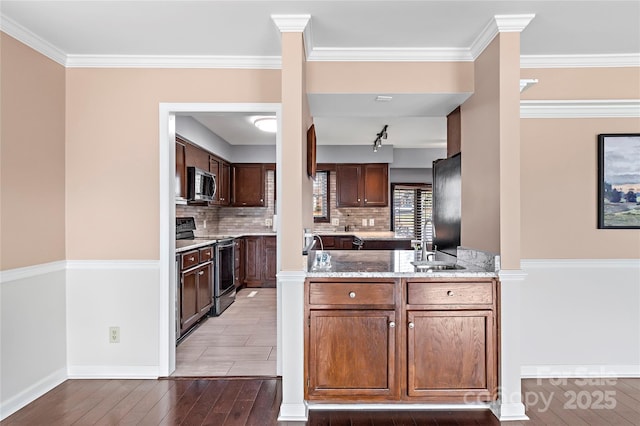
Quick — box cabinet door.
[336,236,354,249]
[362,164,388,207]
[219,161,231,206]
[232,164,265,207]
[336,164,361,207]
[180,269,199,333]
[175,139,187,200]
[244,236,262,287]
[184,141,210,172]
[307,310,397,399]
[263,236,277,287]
[196,263,213,315]
[407,310,496,400]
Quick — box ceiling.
[2,1,638,148]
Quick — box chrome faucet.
[421,220,436,261]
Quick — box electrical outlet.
[109,326,120,343]
[331,218,339,226]
[362,218,367,227]
[265,218,273,227]
[203,220,207,229]
[369,218,375,226]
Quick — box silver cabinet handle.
[447,290,454,296]
[357,198,360,202]
[199,271,205,275]
[389,321,395,328]
[408,322,415,329]
[349,291,356,298]
[364,199,367,202]
[188,257,195,261]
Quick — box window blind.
[392,184,432,240]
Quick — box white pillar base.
[277,402,308,422]
[491,401,529,421]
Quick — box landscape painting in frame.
[598,133,640,229]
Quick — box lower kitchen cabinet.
[243,235,277,288]
[318,235,354,250]
[407,310,495,400]
[307,310,397,399]
[179,248,213,337]
[304,277,498,403]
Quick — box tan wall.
[66,68,280,260]
[521,67,640,100]
[1,33,66,270]
[521,118,640,259]
[307,61,474,93]
[460,38,501,255]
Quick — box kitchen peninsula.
[304,247,500,406]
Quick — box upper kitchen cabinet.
[175,138,187,201]
[336,163,388,208]
[184,139,210,172]
[209,155,231,206]
[232,163,265,207]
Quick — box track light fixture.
[372,124,388,152]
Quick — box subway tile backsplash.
[176,170,390,235]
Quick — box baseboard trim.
[522,365,640,378]
[307,402,491,411]
[66,260,160,270]
[491,401,529,421]
[522,258,640,269]
[0,367,67,421]
[67,365,160,379]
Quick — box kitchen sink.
[410,260,465,271]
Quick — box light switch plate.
[362,218,367,226]
[331,218,339,226]
[369,218,375,226]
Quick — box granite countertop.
[316,231,412,241]
[305,248,499,278]
[176,232,276,253]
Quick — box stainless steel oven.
[213,238,235,315]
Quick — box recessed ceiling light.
[253,117,277,133]
[375,95,393,102]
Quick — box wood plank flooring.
[3,378,639,425]
[174,288,277,377]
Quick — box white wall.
[520,259,640,377]
[389,168,432,183]
[317,145,394,164]
[392,147,446,168]
[66,262,161,378]
[0,266,67,419]
[232,145,277,163]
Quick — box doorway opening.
[159,103,282,377]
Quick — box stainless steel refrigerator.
[432,153,461,256]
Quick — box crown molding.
[520,99,640,118]
[521,53,640,68]
[0,14,66,66]
[307,47,472,62]
[65,54,281,69]
[470,14,535,60]
[271,14,311,32]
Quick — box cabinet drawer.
[309,282,395,306]
[407,282,493,306]
[181,250,199,270]
[199,246,213,262]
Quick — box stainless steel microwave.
[187,166,216,202]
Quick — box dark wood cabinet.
[232,164,265,207]
[243,235,277,288]
[336,163,388,207]
[234,238,244,289]
[361,239,412,250]
[305,278,498,403]
[178,248,213,338]
[308,310,397,399]
[175,138,187,200]
[209,156,231,206]
[184,140,210,172]
[407,310,495,399]
[318,235,354,250]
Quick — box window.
[391,183,432,241]
[313,171,330,223]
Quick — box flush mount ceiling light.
[372,124,389,152]
[253,116,277,133]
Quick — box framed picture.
[598,133,640,229]
[307,124,317,179]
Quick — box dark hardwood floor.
[2,378,639,425]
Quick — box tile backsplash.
[176,169,390,235]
